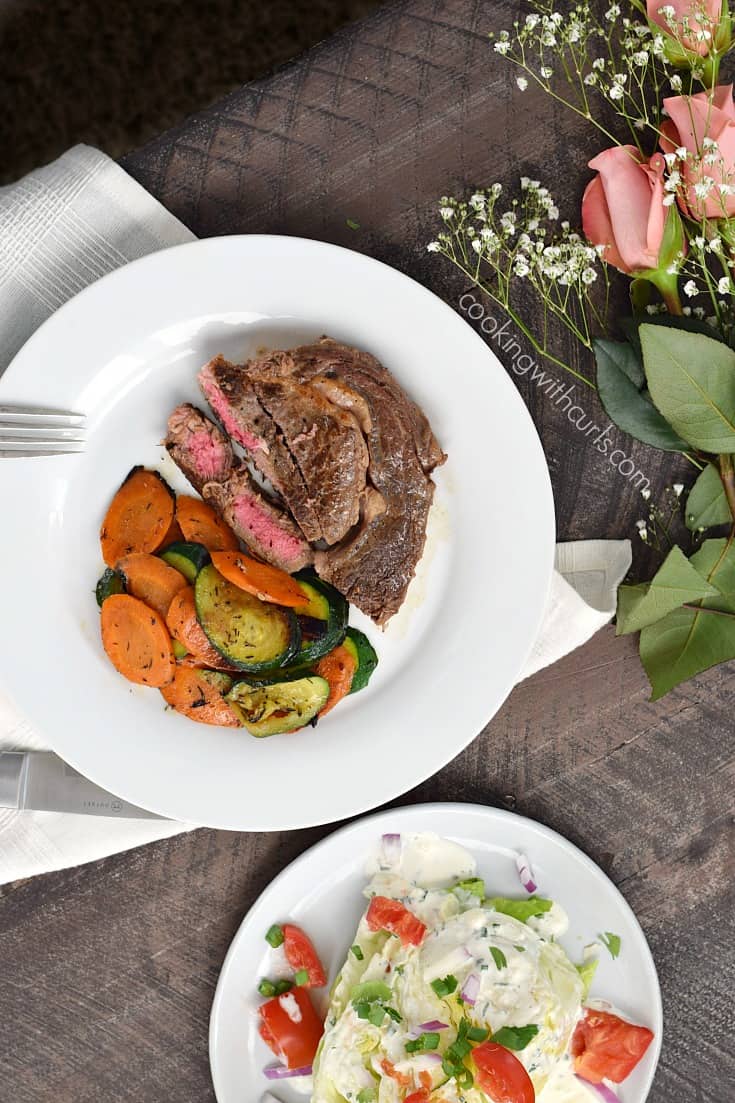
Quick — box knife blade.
[0,751,166,819]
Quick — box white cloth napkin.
[0,146,632,886]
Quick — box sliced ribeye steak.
[244,338,446,624]
[165,403,313,572]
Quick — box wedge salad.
[254,834,654,1102]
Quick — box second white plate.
[209,802,662,1103]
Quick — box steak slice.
[198,356,323,543]
[204,472,314,573]
[246,376,368,545]
[251,338,446,624]
[165,403,313,572]
[165,403,236,495]
[199,354,369,545]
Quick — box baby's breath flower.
[670,74,682,91]
[683,280,698,298]
[516,76,528,91]
[440,206,454,220]
[592,57,606,70]
[710,236,723,254]
[673,484,684,497]
[718,277,731,294]
[494,40,510,55]
[426,241,440,253]
[540,66,554,79]
[693,235,706,249]
[608,84,624,101]
[632,51,649,66]
[663,193,676,206]
[606,4,621,20]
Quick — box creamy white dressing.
[538,1060,598,1102]
[312,834,587,1103]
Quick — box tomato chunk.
[258,987,324,1069]
[283,923,327,987]
[571,1008,654,1084]
[366,895,427,946]
[404,1091,430,1103]
[472,1041,535,1103]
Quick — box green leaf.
[346,218,361,230]
[485,896,553,923]
[686,463,732,532]
[599,931,621,959]
[594,339,689,452]
[489,946,507,970]
[615,545,718,635]
[640,537,735,699]
[575,958,599,999]
[491,1024,539,1051]
[640,325,735,452]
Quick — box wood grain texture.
[1,1,733,1101]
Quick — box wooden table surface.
[2,2,732,1101]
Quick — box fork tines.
[0,404,86,457]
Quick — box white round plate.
[209,802,662,1103]
[0,236,554,829]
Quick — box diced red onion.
[460,972,480,1006]
[264,1063,313,1080]
[516,852,537,894]
[381,833,402,863]
[575,1076,619,1102]
[411,1020,449,1036]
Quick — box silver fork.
[0,404,86,458]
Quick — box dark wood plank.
[1,1,732,1101]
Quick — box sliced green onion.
[265,924,284,948]
[294,968,309,986]
[384,1006,402,1022]
[490,946,508,970]
[355,1001,371,1020]
[466,1025,489,1042]
[430,974,458,997]
[406,1032,440,1053]
[273,979,293,996]
[258,978,277,997]
[351,944,364,961]
[368,1005,386,1027]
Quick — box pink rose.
[582,146,669,274]
[660,85,735,219]
[646,0,722,55]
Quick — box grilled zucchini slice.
[343,628,379,693]
[161,541,210,582]
[96,567,125,607]
[293,571,348,663]
[195,564,300,672]
[226,676,330,736]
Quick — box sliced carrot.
[315,643,357,717]
[210,550,306,607]
[117,552,188,619]
[161,516,184,547]
[100,467,175,567]
[160,667,241,727]
[165,586,238,672]
[176,496,239,552]
[100,594,175,687]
